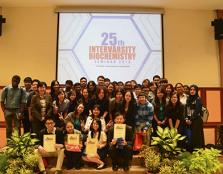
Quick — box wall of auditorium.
[0,7,57,86]
[0,7,220,87]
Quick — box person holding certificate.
[107,112,133,171]
[35,117,64,174]
[64,121,83,170]
[82,118,107,169]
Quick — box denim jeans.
[4,109,20,139]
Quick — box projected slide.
[58,13,162,83]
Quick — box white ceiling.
[0,0,223,10]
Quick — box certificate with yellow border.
[86,138,98,156]
[67,134,80,145]
[43,134,56,152]
[114,124,126,139]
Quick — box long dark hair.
[50,80,60,99]
[154,87,166,115]
[90,118,102,141]
[73,102,84,119]
[123,90,136,111]
[96,86,108,101]
[87,80,97,99]
[167,91,181,108]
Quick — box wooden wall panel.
[0,128,6,147]
[0,89,4,121]
[206,90,221,122]
[204,128,216,145]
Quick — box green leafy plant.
[23,152,39,170]
[6,129,39,157]
[180,148,223,174]
[151,126,186,159]
[159,165,172,174]
[140,145,161,173]
[159,160,187,174]
[3,129,40,174]
[0,152,9,173]
[172,160,187,174]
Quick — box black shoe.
[123,166,129,172]
[112,165,118,171]
[66,165,73,170]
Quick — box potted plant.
[151,126,186,160]
[2,129,40,174]
[159,160,187,174]
[140,145,161,173]
[180,148,223,174]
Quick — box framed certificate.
[67,134,80,145]
[86,138,98,156]
[43,134,56,152]
[114,124,126,139]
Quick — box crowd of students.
[0,75,205,174]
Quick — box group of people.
[0,74,205,174]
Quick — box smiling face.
[107,84,114,93]
[92,120,99,131]
[80,78,87,87]
[88,82,95,91]
[114,114,125,124]
[58,91,65,102]
[171,93,178,105]
[82,88,88,99]
[175,83,184,95]
[32,81,39,92]
[124,91,132,103]
[38,85,46,96]
[157,89,164,100]
[77,104,84,114]
[66,122,74,134]
[45,119,55,133]
[98,89,105,100]
[115,91,123,101]
[92,106,100,117]
[53,81,60,92]
[190,86,196,96]
[166,85,172,94]
[69,92,76,101]
[138,95,146,104]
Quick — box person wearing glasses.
[35,117,64,174]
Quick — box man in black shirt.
[107,112,133,171]
[35,117,64,174]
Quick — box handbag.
[133,132,143,151]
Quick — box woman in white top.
[84,104,106,132]
[52,89,70,128]
[82,118,107,169]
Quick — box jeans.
[4,109,20,139]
